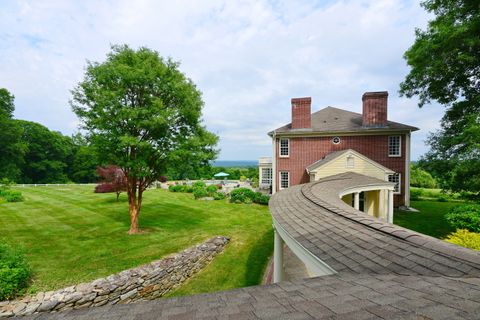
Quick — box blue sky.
[0,0,443,160]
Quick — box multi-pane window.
[388,173,401,194]
[388,136,401,157]
[261,168,272,185]
[279,139,289,157]
[280,171,289,189]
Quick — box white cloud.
[0,0,440,160]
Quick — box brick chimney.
[362,91,388,127]
[291,97,311,129]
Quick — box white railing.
[258,157,272,165]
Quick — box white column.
[354,192,360,210]
[387,190,394,223]
[273,228,284,283]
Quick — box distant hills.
[213,160,257,168]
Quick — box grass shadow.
[244,228,274,286]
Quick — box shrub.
[158,176,167,183]
[0,187,24,203]
[410,165,437,189]
[193,187,209,199]
[445,204,480,232]
[0,243,31,300]
[213,192,226,200]
[192,181,206,189]
[3,190,24,203]
[168,184,193,193]
[230,188,256,204]
[410,188,423,200]
[253,192,270,205]
[437,194,449,202]
[445,229,480,251]
[206,185,217,193]
[169,185,184,192]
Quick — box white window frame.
[388,173,401,194]
[388,135,402,157]
[261,168,272,185]
[279,171,289,190]
[279,138,290,158]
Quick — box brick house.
[259,91,418,209]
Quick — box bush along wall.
[0,243,31,301]
[0,237,229,317]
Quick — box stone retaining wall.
[0,236,229,318]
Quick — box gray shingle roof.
[17,173,480,319]
[19,274,480,319]
[269,106,419,135]
[270,172,480,276]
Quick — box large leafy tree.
[400,0,480,193]
[68,133,99,183]
[71,45,219,234]
[0,89,25,181]
[17,120,74,183]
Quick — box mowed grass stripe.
[0,186,273,295]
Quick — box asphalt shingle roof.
[18,173,480,319]
[269,106,419,135]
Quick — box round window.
[332,136,341,144]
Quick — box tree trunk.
[116,192,120,202]
[127,177,141,234]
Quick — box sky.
[0,0,444,161]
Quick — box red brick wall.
[275,134,406,206]
[291,97,311,129]
[362,92,388,127]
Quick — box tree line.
[0,89,98,184]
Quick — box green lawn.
[0,186,273,296]
[394,200,459,239]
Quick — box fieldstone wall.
[0,236,229,318]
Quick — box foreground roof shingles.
[20,173,480,319]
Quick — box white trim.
[405,132,411,206]
[279,138,290,158]
[273,219,336,277]
[269,129,415,138]
[339,184,394,198]
[388,135,402,157]
[279,171,289,190]
[308,149,395,175]
[272,135,277,194]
